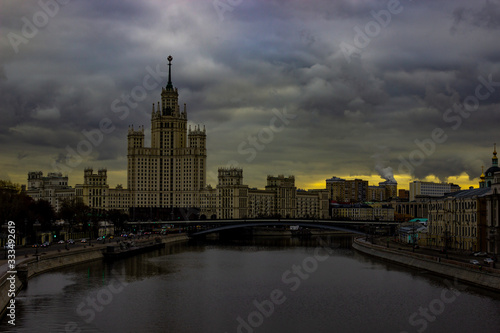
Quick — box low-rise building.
[97,221,115,237]
[409,181,460,201]
[484,171,500,256]
[331,202,394,221]
[397,221,427,245]
[391,196,431,221]
[198,170,329,219]
[398,189,409,201]
[427,188,490,252]
[25,171,77,212]
[369,202,396,221]
[296,189,329,219]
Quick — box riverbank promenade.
[354,236,500,292]
[0,234,188,277]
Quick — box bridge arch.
[190,221,368,237]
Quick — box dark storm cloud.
[451,0,500,32]
[1,0,500,188]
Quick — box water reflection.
[1,235,499,333]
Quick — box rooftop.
[444,187,491,199]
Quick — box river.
[1,235,499,333]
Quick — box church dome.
[485,144,499,177]
[485,166,500,177]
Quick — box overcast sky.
[2,0,500,191]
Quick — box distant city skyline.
[2,0,500,191]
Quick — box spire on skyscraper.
[166,55,173,91]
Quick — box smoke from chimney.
[375,164,397,183]
[372,149,396,183]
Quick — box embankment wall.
[353,238,500,292]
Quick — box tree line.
[0,180,128,241]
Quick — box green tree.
[105,209,129,231]
[27,199,55,230]
[0,182,32,225]
[0,180,56,242]
[58,198,90,231]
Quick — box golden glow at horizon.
[299,172,480,191]
[9,169,481,193]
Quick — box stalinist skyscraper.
[127,56,207,212]
[34,56,328,220]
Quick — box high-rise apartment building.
[326,176,346,202]
[344,179,368,203]
[127,56,206,210]
[379,180,398,199]
[327,176,396,203]
[367,186,386,202]
[216,168,249,219]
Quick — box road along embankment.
[0,234,189,319]
[353,237,500,292]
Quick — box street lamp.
[412,222,417,252]
[88,221,92,246]
[23,218,27,244]
[2,221,8,259]
[33,219,41,255]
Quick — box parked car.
[96,237,103,242]
[474,252,487,257]
[41,241,50,247]
[3,244,13,250]
[32,243,39,248]
[67,239,75,244]
[484,258,495,264]
[58,240,65,244]
[81,239,87,243]
[470,259,480,265]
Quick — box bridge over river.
[124,219,399,236]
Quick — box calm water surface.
[1,236,500,333]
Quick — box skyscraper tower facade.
[127,56,207,211]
